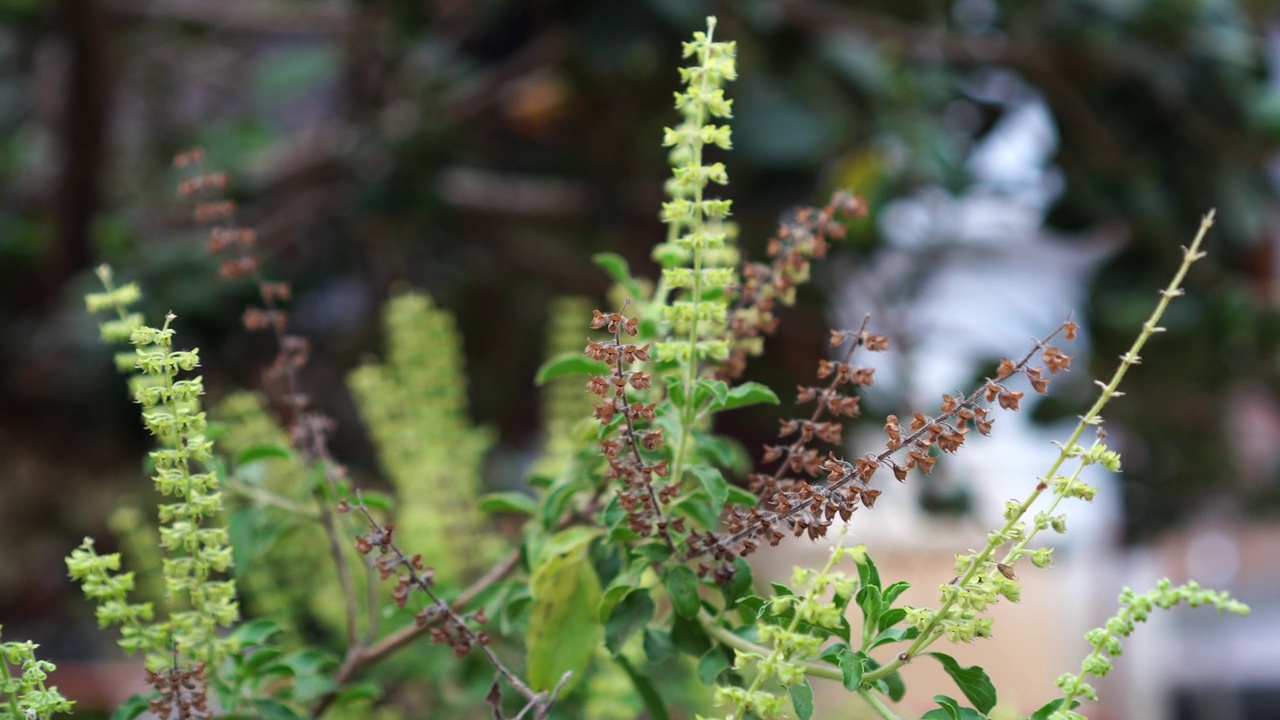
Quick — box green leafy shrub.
[17,15,1250,720]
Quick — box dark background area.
[2,0,1279,693]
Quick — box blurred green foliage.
[1,4,1279,636]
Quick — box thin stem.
[222,476,318,518]
[1,656,21,719]
[311,549,522,717]
[859,688,903,720]
[864,210,1215,684]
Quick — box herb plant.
[15,15,1250,720]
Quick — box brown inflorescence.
[586,304,686,549]
[145,659,209,720]
[690,318,1077,581]
[717,190,867,380]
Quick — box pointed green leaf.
[882,580,911,606]
[671,613,711,656]
[688,465,728,510]
[928,652,997,714]
[709,381,780,411]
[788,678,814,720]
[234,443,292,467]
[249,699,307,720]
[923,696,986,720]
[1030,698,1071,720]
[478,491,537,516]
[643,628,675,663]
[858,553,882,592]
[720,556,753,607]
[234,614,289,640]
[527,536,603,694]
[616,655,670,720]
[664,565,701,619]
[593,252,644,297]
[857,584,883,630]
[839,648,865,691]
[535,353,608,386]
[605,589,654,655]
[109,695,152,720]
[696,379,730,406]
[925,695,961,720]
[697,646,732,685]
[878,607,907,632]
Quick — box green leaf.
[923,697,986,720]
[600,493,627,531]
[688,465,728,510]
[593,252,644,297]
[235,443,292,467]
[1029,698,1071,720]
[671,490,719,529]
[926,695,961,720]
[878,607,907,632]
[231,619,284,647]
[788,678,815,720]
[720,556,754,607]
[109,695,152,720]
[928,652,997,714]
[357,489,395,511]
[696,379,730,407]
[634,541,674,564]
[671,613,711,656]
[709,381,781,411]
[527,534,603,694]
[697,646,732,684]
[664,565,701,619]
[698,434,751,473]
[665,375,686,406]
[858,553,882,592]
[871,626,917,649]
[249,699,307,720]
[332,681,381,705]
[884,669,907,702]
[616,655,670,720]
[535,353,608,386]
[605,589,654,656]
[725,485,758,506]
[643,628,675,663]
[839,648,865,690]
[478,491,537,516]
[857,584,883,631]
[882,580,911,606]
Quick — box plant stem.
[863,209,1214,684]
[859,688,903,720]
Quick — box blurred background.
[2,0,1280,718]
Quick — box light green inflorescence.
[653,15,739,370]
[68,265,239,670]
[0,627,74,720]
[347,291,497,583]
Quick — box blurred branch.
[436,167,590,217]
[103,0,350,35]
[47,0,110,305]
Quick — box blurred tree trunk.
[47,0,110,304]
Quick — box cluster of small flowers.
[690,326,887,568]
[338,498,490,659]
[694,321,1076,578]
[145,660,209,720]
[1047,580,1250,720]
[718,191,867,380]
[585,306,685,545]
[0,628,74,720]
[173,149,305,412]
